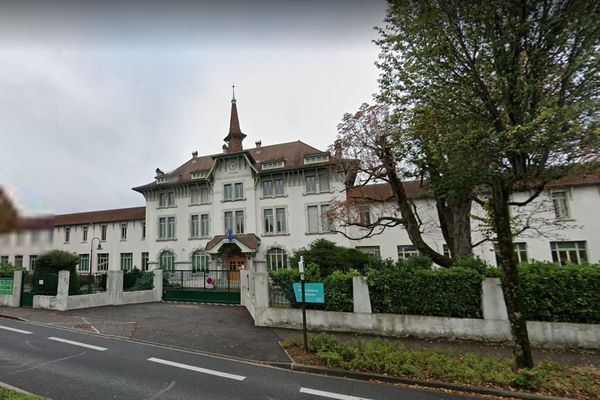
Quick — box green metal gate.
[20,271,59,308]
[20,271,34,308]
[163,270,240,304]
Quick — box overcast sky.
[0,0,387,215]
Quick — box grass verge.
[281,334,600,399]
[0,387,43,400]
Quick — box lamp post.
[299,256,308,352]
[89,237,102,294]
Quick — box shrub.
[367,263,483,318]
[519,262,600,323]
[290,239,374,276]
[323,269,360,312]
[33,250,80,295]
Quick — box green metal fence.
[0,272,14,295]
[163,270,240,304]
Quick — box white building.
[1,97,599,274]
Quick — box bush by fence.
[33,250,80,295]
[519,262,600,324]
[367,264,484,318]
[123,268,154,291]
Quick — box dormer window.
[156,175,177,184]
[303,154,329,165]
[262,160,285,170]
[191,170,209,180]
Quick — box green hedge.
[269,265,358,312]
[367,265,483,318]
[33,250,80,295]
[519,262,600,324]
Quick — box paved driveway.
[0,302,289,363]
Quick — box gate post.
[108,270,124,305]
[10,270,23,307]
[153,269,163,301]
[56,270,70,311]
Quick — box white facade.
[1,99,599,272]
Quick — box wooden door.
[227,255,246,281]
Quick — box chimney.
[155,168,164,176]
[222,144,228,154]
[192,151,198,159]
[255,140,262,149]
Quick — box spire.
[223,86,246,152]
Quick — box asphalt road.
[0,319,481,400]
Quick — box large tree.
[377,0,600,369]
[333,102,476,266]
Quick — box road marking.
[299,387,373,400]
[47,337,107,351]
[80,317,100,334]
[147,357,246,381]
[0,325,33,335]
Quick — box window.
[79,254,89,271]
[356,246,381,259]
[235,210,244,234]
[307,205,319,233]
[200,187,209,204]
[550,241,587,265]
[224,183,244,201]
[319,172,330,192]
[262,160,285,170]
[158,217,176,239]
[200,214,209,237]
[65,227,70,243]
[29,255,38,269]
[14,255,23,268]
[190,215,199,238]
[192,250,210,272]
[190,187,209,205]
[101,224,107,241]
[190,188,200,205]
[121,223,127,240]
[359,204,371,225]
[141,252,149,271]
[82,226,88,242]
[305,175,317,194]
[321,204,332,232]
[159,191,175,207]
[263,176,284,197]
[142,221,146,239]
[224,211,233,233]
[159,250,175,272]
[0,256,8,266]
[266,247,288,270]
[397,245,419,260]
[120,253,133,271]
[276,208,286,233]
[303,154,329,164]
[264,208,287,235]
[494,242,528,265]
[551,191,570,219]
[264,209,274,234]
[97,253,109,271]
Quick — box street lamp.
[89,237,102,294]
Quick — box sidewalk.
[273,328,600,367]
[0,303,289,363]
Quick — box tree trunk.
[448,195,473,258]
[490,180,534,370]
[382,145,452,267]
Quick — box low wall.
[33,269,163,311]
[244,274,600,349]
[256,307,600,349]
[0,271,22,307]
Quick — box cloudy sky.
[0,0,387,215]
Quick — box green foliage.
[519,262,600,323]
[0,387,44,399]
[0,263,22,273]
[33,250,80,295]
[290,239,374,276]
[281,335,600,398]
[123,268,154,291]
[367,261,483,318]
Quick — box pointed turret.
[223,85,247,152]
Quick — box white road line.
[47,337,107,351]
[0,325,33,335]
[147,357,246,381]
[80,317,100,334]
[299,387,374,400]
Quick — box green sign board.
[0,278,13,295]
[293,282,325,303]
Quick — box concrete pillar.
[482,278,508,320]
[254,272,270,309]
[352,276,372,314]
[108,270,123,304]
[10,270,23,307]
[240,269,248,306]
[56,270,70,311]
[153,269,163,301]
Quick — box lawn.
[281,334,600,399]
[0,387,43,400]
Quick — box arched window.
[266,247,287,271]
[159,250,175,272]
[192,250,211,272]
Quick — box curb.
[273,362,572,400]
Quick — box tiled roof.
[54,206,146,226]
[17,216,55,230]
[348,168,600,202]
[205,233,261,251]
[133,140,337,192]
